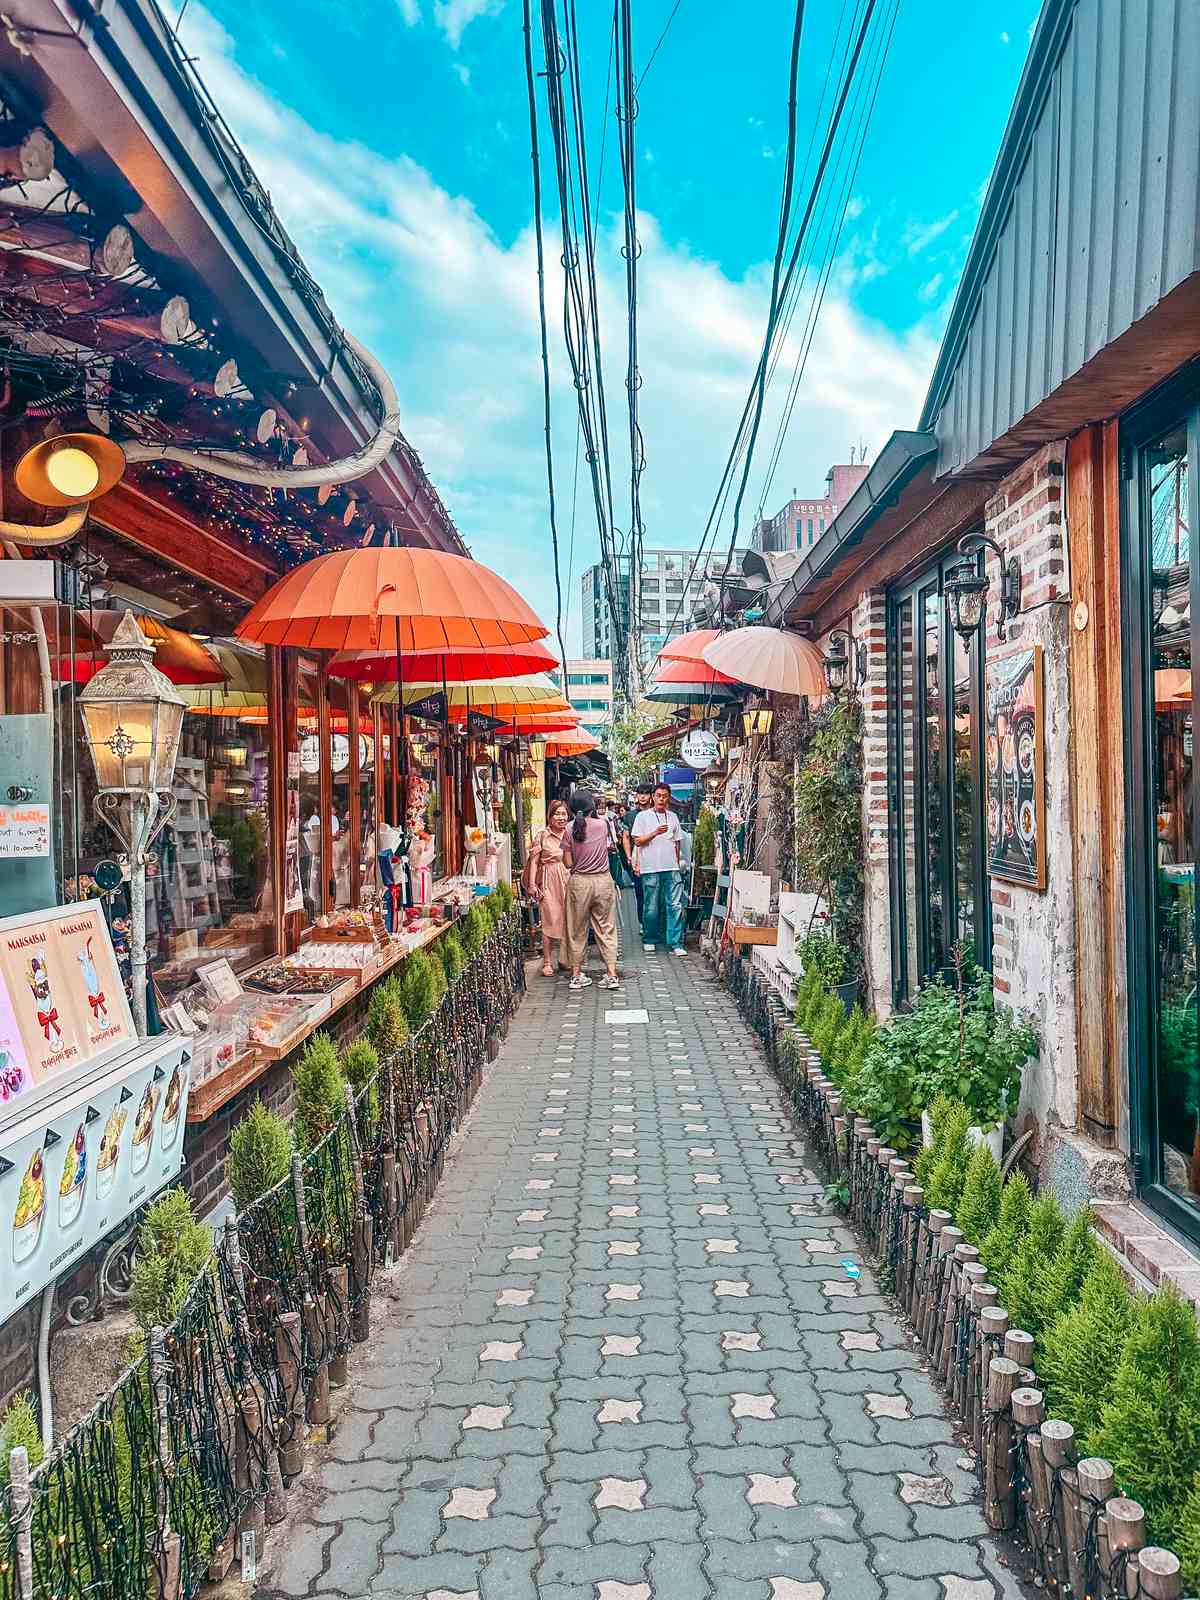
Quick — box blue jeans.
[641,869,684,950]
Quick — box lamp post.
[77,610,185,1036]
[822,630,866,697]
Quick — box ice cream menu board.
[0,902,135,1114]
[985,644,1047,892]
[2,1032,191,1325]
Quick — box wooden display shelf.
[730,923,778,947]
[187,1048,269,1123]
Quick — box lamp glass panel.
[46,445,100,499]
[79,699,156,790]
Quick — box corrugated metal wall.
[935,0,1200,476]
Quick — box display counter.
[180,878,495,1123]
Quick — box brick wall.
[854,589,892,1016]
[981,441,1079,1150]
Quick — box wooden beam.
[93,479,279,604]
[1066,424,1124,1146]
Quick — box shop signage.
[985,644,1046,891]
[299,734,321,775]
[680,728,720,771]
[466,710,504,737]
[0,903,190,1324]
[408,690,448,725]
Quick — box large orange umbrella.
[702,626,825,698]
[182,646,268,714]
[495,710,579,734]
[330,638,558,684]
[658,628,719,667]
[235,547,549,653]
[61,612,225,685]
[653,654,740,687]
[544,728,600,756]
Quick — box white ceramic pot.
[921,1106,1005,1163]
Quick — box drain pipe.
[37,1277,56,1451]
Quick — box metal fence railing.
[0,912,525,1600]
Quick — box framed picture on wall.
[984,643,1046,891]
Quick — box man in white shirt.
[631,782,686,955]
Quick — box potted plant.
[910,951,1038,1159]
[796,922,857,1010]
[791,699,865,1000]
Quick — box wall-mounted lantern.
[945,533,1022,643]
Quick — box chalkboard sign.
[985,644,1046,891]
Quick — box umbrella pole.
[395,614,411,907]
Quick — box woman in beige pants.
[563,791,620,991]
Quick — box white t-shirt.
[634,808,682,873]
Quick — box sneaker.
[568,973,593,990]
[643,943,656,953]
[670,946,686,956]
[599,975,620,990]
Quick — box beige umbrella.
[701,626,826,698]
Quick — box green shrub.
[399,950,444,1028]
[980,1170,1032,1286]
[494,879,515,915]
[1001,1191,1066,1335]
[1089,1284,1200,1551]
[1030,1209,1100,1355]
[840,1028,926,1151]
[341,1038,381,1133]
[794,965,822,1030]
[293,1032,344,1148]
[811,992,848,1066]
[922,1101,973,1214]
[693,807,716,872]
[1176,1470,1200,1594]
[460,903,488,957]
[438,929,466,983]
[914,1095,958,1191]
[1040,1250,1134,1441]
[129,1189,212,1335]
[0,1391,43,1483]
[226,1101,292,1212]
[367,974,409,1057]
[956,1142,1003,1249]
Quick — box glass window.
[297,657,324,922]
[888,551,988,1003]
[1126,392,1199,1239]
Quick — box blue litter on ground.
[840,1259,861,1279]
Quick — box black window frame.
[886,548,990,1006]
[1120,360,1200,1250]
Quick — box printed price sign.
[0,803,50,858]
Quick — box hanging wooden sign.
[985,643,1046,891]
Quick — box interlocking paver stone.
[261,945,1033,1600]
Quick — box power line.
[521,0,569,682]
[637,0,684,89]
[615,0,646,691]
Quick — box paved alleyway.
[263,953,1026,1600]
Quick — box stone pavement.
[261,950,1028,1600]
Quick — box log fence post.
[327,1263,350,1386]
[1136,1548,1183,1599]
[150,1326,183,1600]
[983,1356,1019,1531]
[275,1310,305,1480]
[1106,1498,1146,1600]
[1041,1419,1079,1595]
[1077,1457,1115,1593]
[1011,1388,1051,1576]
[8,1445,34,1600]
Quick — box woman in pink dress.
[528,799,571,975]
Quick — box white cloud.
[177,5,936,650]
[901,209,960,256]
[844,195,865,222]
[452,61,471,86]
[999,29,1010,43]
[432,0,502,49]
[396,0,420,22]
[918,272,944,303]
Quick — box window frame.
[886,548,990,1005]
[1120,361,1200,1249]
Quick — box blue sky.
[181,0,1039,650]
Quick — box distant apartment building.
[582,545,750,675]
[581,558,631,661]
[563,659,614,742]
[751,461,870,554]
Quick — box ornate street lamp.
[78,610,185,1036]
[822,630,867,696]
[742,707,774,738]
[945,533,1021,643]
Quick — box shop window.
[887,552,989,1004]
[1123,374,1200,1242]
[297,656,324,922]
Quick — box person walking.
[597,794,626,888]
[632,781,686,955]
[525,798,571,976]
[621,781,653,922]
[563,790,620,991]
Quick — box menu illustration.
[0,904,135,1107]
[96,1104,127,1199]
[13,1146,46,1264]
[58,1122,87,1227]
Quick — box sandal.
[541,965,554,977]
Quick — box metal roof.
[921,0,1200,476]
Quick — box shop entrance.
[886,551,989,1006]
[1123,365,1200,1246]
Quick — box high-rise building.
[750,461,870,554]
[581,557,631,662]
[561,659,614,743]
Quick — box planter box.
[731,924,777,947]
[921,1108,1004,1163]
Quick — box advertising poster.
[0,979,33,1108]
[0,802,51,858]
[0,917,85,1080]
[1,1037,190,1325]
[985,644,1047,891]
[53,904,135,1057]
[284,787,303,914]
